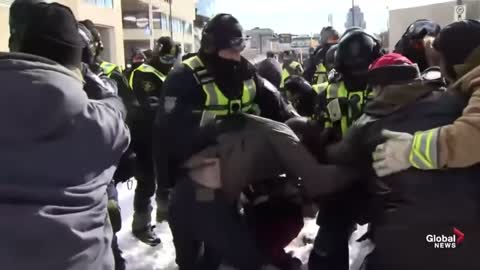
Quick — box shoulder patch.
[164,96,177,113]
[142,80,156,92]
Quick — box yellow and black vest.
[100,61,121,78]
[323,81,368,136]
[280,61,303,88]
[183,56,259,127]
[128,63,166,90]
[312,63,328,85]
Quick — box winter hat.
[433,20,480,79]
[20,2,84,68]
[8,0,45,51]
[368,53,421,86]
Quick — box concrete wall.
[389,0,480,51]
[0,5,9,52]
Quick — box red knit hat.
[368,53,421,86]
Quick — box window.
[83,0,113,9]
[0,0,13,6]
[123,11,193,34]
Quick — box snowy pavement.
[116,180,373,270]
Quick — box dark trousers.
[168,177,262,270]
[107,181,126,270]
[309,219,352,270]
[132,142,168,214]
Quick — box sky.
[215,0,452,35]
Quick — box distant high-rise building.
[345,5,366,29]
[328,13,333,26]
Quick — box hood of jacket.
[365,80,436,117]
[0,52,88,142]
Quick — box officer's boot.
[132,211,161,246]
[156,190,170,223]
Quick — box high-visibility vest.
[313,63,328,85]
[183,56,259,127]
[128,63,166,90]
[100,61,121,78]
[312,82,329,95]
[409,128,440,170]
[323,81,368,136]
[280,61,303,88]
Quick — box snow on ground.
[117,180,373,270]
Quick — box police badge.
[142,80,155,92]
[164,96,177,113]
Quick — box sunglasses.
[229,36,249,51]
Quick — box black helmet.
[335,30,382,74]
[201,14,246,54]
[284,75,316,116]
[341,27,362,38]
[154,36,179,64]
[78,20,103,57]
[394,19,441,71]
[78,23,96,65]
[324,44,338,71]
[320,26,339,45]
[401,19,441,41]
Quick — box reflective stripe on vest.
[324,81,367,136]
[313,63,328,85]
[183,56,258,127]
[409,128,440,170]
[312,82,328,94]
[100,61,119,78]
[128,63,166,89]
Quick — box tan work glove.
[372,130,414,177]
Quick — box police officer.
[280,50,304,91]
[394,19,441,72]
[308,30,383,270]
[128,36,180,245]
[78,20,131,101]
[153,13,297,270]
[77,22,128,270]
[304,26,340,85]
[311,44,339,95]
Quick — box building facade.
[0,0,125,66]
[389,0,480,51]
[193,0,216,52]
[122,0,195,63]
[345,5,366,29]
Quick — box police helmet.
[78,23,96,65]
[341,27,362,38]
[324,44,338,71]
[79,20,104,57]
[154,36,180,64]
[201,14,247,54]
[335,30,383,74]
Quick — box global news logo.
[426,227,464,249]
